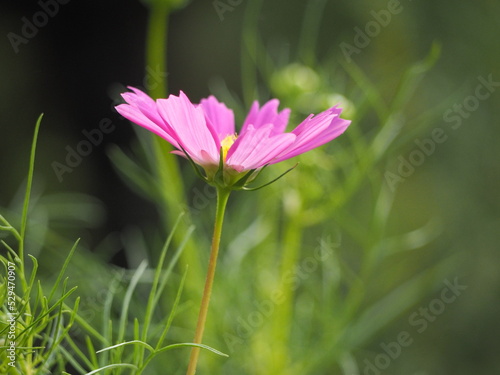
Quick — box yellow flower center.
[221,134,237,161]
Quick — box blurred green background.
[1,0,499,374]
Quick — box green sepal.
[213,148,225,186]
[242,163,299,191]
[178,144,297,192]
[178,144,209,183]
[231,168,260,190]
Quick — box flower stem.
[144,0,205,291]
[186,187,231,375]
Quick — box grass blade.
[19,113,43,267]
[84,363,138,375]
[48,239,80,302]
[117,260,148,343]
[96,340,155,354]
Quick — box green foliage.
[1,2,460,375]
[0,116,226,374]
[0,115,79,374]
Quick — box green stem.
[19,115,42,288]
[18,114,42,370]
[297,0,328,65]
[145,1,205,292]
[145,1,185,212]
[241,0,264,106]
[186,187,231,375]
[267,211,302,374]
[146,2,169,99]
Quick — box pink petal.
[115,104,172,143]
[200,96,235,140]
[226,124,296,172]
[116,87,177,145]
[156,91,220,165]
[272,106,351,163]
[122,87,167,129]
[241,99,290,135]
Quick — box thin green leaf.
[85,335,99,368]
[242,163,298,191]
[32,280,44,315]
[118,260,148,343]
[0,214,21,240]
[241,0,266,104]
[389,41,441,115]
[155,265,189,350]
[64,334,96,371]
[1,240,20,262]
[40,284,68,364]
[369,115,404,161]
[12,254,39,321]
[96,340,155,354]
[339,59,388,122]
[152,225,194,307]
[155,342,229,357]
[102,319,113,368]
[18,287,78,339]
[66,306,108,345]
[84,363,138,375]
[133,318,141,366]
[19,113,44,265]
[134,318,140,340]
[297,0,328,65]
[345,256,457,349]
[142,213,185,343]
[231,167,259,189]
[48,238,80,301]
[373,219,443,258]
[102,269,124,349]
[60,343,89,374]
[107,144,161,200]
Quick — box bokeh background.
[1,0,499,374]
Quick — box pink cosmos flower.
[116,87,350,187]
